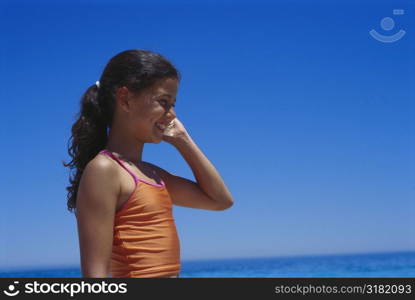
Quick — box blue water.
[1,251,414,278]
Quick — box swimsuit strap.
[99,149,139,184]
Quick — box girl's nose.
[166,106,176,119]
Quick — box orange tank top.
[99,149,181,278]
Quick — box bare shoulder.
[142,161,174,179]
[142,161,225,210]
[90,152,120,171]
[84,154,121,184]
[76,154,121,214]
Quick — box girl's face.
[121,77,178,143]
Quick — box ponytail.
[63,83,109,213]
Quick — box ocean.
[1,251,414,278]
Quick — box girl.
[63,49,233,278]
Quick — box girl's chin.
[152,127,164,141]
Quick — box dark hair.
[62,49,181,213]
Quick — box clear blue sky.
[1,0,414,269]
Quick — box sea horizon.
[1,250,414,278]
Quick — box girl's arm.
[159,120,234,210]
[75,158,119,277]
[175,135,234,209]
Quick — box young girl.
[63,49,233,278]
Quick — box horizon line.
[1,248,414,272]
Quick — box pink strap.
[99,149,139,183]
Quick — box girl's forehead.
[154,78,178,93]
[150,80,178,98]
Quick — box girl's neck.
[105,125,145,165]
[105,142,143,165]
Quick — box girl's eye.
[159,99,175,109]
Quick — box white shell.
[163,127,174,136]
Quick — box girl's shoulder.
[141,161,166,174]
[84,152,123,181]
[141,161,174,183]
[76,153,122,214]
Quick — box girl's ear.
[115,86,132,113]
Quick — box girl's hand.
[162,118,190,146]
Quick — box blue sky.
[1,0,414,269]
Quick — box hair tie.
[95,81,100,88]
